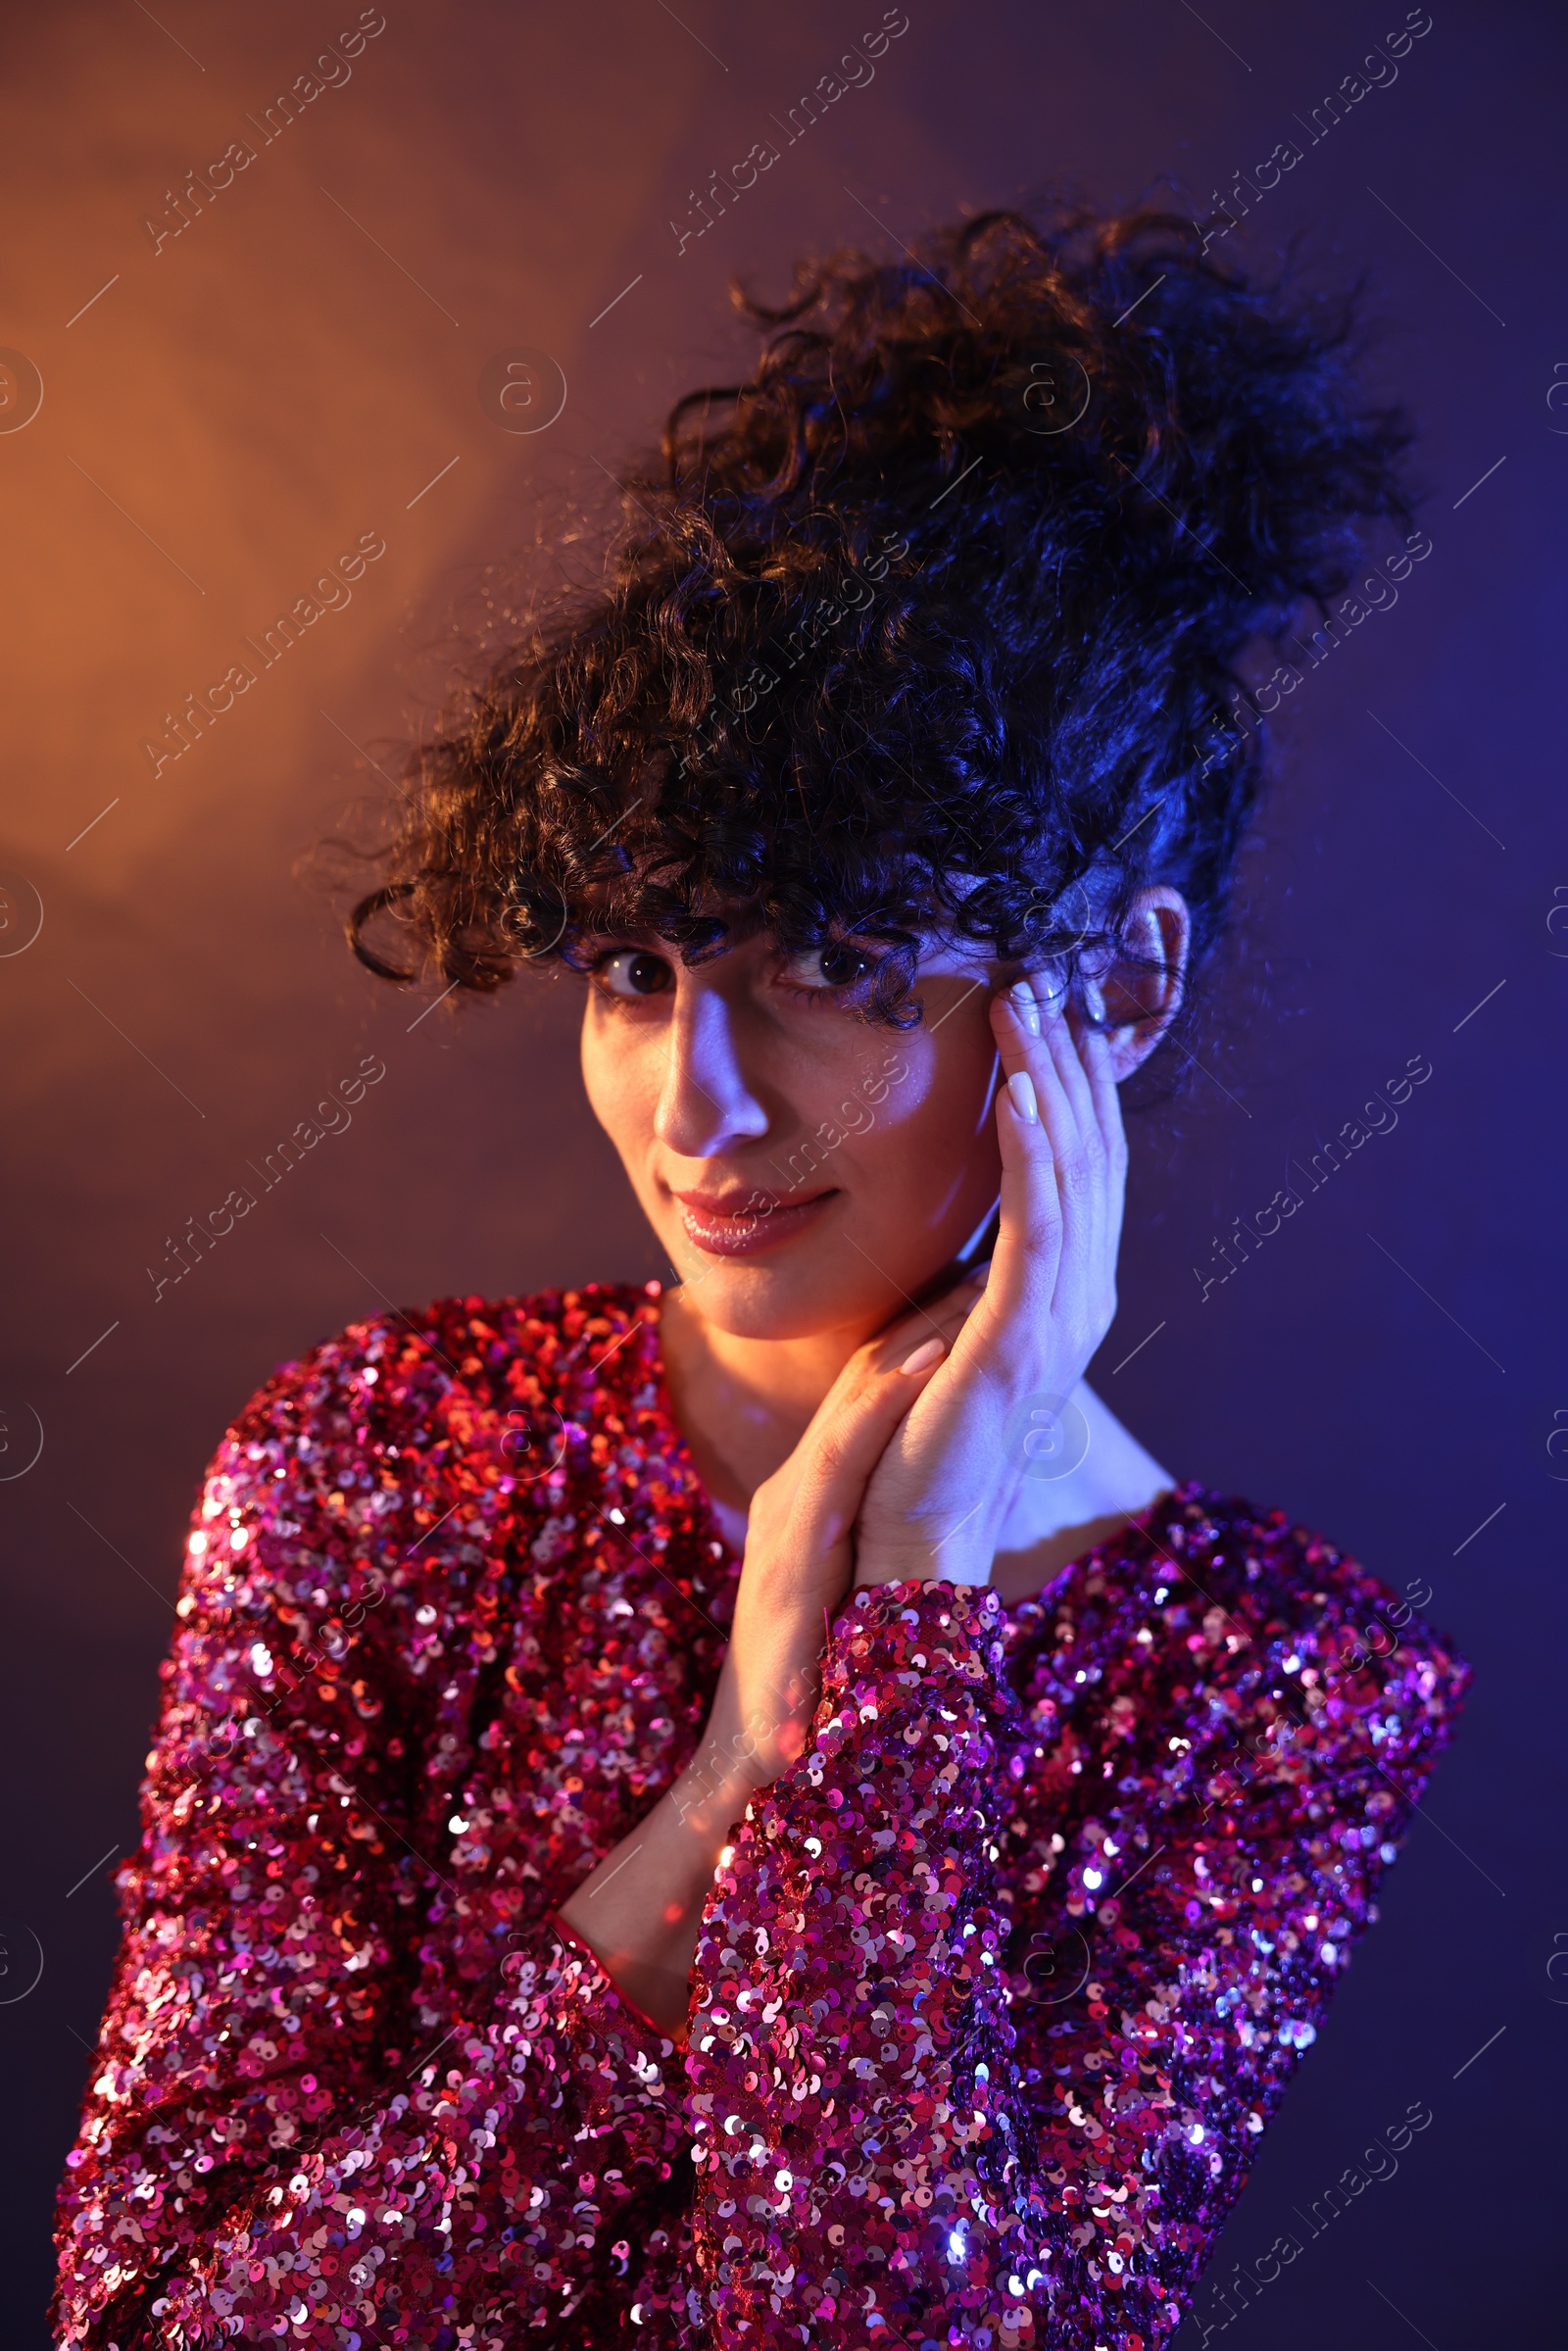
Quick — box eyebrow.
[576,907,774,956]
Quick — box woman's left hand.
[852,971,1129,1587]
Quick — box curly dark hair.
[349,200,1414,1029]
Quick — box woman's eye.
[779,943,874,995]
[594,949,674,1000]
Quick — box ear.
[1090,886,1191,1082]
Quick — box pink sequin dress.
[51,1283,1468,2348]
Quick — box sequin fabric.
[51,1282,1468,2348]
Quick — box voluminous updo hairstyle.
[349,200,1413,1031]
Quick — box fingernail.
[1006,1069,1039,1124]
[1082,973,1106,1022]
[898,1335,946,1375]
[1007,979,1041,1036]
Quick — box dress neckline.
[632,1280,1186,1628]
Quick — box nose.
[653,971,771,1156]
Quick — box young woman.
[53,207,1467,2348]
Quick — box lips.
[669,1183,839,1258]
[672,1185,831,1217]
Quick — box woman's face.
[580,895,1188,1346]
[579,925,1023,1346]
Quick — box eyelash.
[584,945,881,1009]
[776,952,878,1009]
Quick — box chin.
[667,1254,881,1343]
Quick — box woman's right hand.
[560,1273,982,2034]
[689,1274,985,1817]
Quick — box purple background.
[2,1,1562,2338]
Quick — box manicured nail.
[1007,979,1041,1036]
[1006,1069,1039,1124]
[1082,973,1106,1022]
[898,1334,946,1375]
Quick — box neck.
[656,1284,872,1511]
[652,1282,1179,1604]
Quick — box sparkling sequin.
[50,1283,1468,2346]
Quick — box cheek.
[852,1032,999,1185]
[891,1033,996,1131]
[846,1064,997,1274]
[580,1007,656,1160]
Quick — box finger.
[1010,982,1118,1294]
[785,1344,950,1566]
[990,981,1089,1186]
[977,1049,1064,1342]
[796,1284,976,1478]
[1029,1003,1128,1366]
[1041,999,1114,1251]
[1076,1000,1130,1184]
[845,1262,991,1380]
[1030,966,1099,1139]
[1028,999,1106,1265]
[982,982,1067,1212]
[889,1274,992,1373]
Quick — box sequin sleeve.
[48,1341,691,2347]
[682,1500,1468,2347]
[685,1580,1028,2340]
